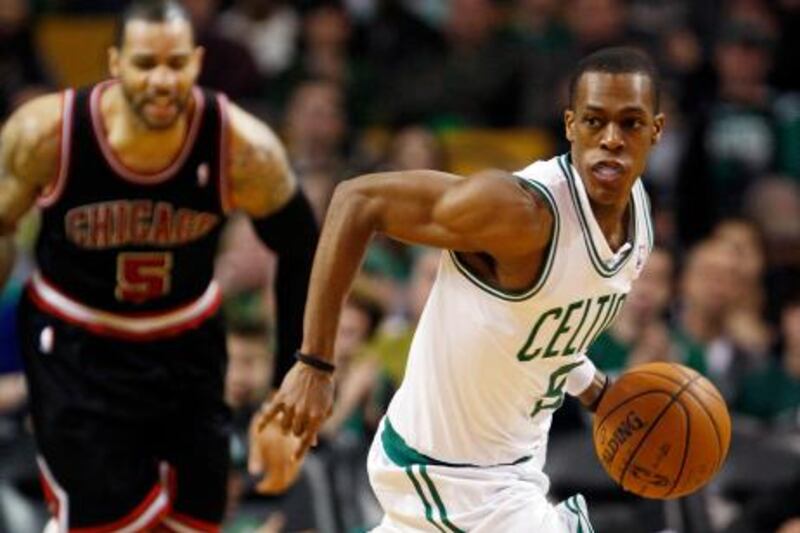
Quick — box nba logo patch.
[197,163,209,187]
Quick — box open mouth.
[591,160,626,183]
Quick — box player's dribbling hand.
[248,413,303,495]
[256,361,335,460]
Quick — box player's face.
[565,72,664,206]
[109,19,203,130]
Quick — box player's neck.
[101,84,191,173]
[589,197,630,252]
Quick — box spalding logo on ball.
[593,362,731,499]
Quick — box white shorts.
[367,419,593,533]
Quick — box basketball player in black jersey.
[0,1,318,531]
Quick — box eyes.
[130,55,191,71]
[581,115,647,132]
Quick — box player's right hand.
[256,361,335,460]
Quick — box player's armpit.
[0,92,64,233]
[224,100,297,217]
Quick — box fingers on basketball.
[592,362,731,499]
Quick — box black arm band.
[295,351,336,374]
[252,190,320,387]
[587,374,610,413]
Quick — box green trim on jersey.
[637,183,655,252]
[565,495,595,533]
[448,177,560,302]
[405,466,447,533]
[419,466,466,533]
[382,418,531,468]
[557,155,638,278]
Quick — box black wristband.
[295,351,336,374]
[587,374,610,413]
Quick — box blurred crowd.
[0,0,799,532]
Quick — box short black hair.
[568,46,661,112]
[115,0,193,47]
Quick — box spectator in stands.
[712,218,773,352]
[0,0,51,119]
[676,20,800,245]
[564,0,630,54]
[590,247,676,375]
[366,248,440,405]
[745,177,800,321]
[278,1,373,126]
[354,0,445,125]
[734,296,800,426]
[217,0,299,81]
[283,79,349,175]
[674,239,766,400]
[322,288,385,439]
[514,0,573,127]
[182,0,263,99]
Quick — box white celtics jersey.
[385,154,654,468]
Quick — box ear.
[651,113,665,145]
[188,46,205,81]
[193,46,205,71]
[108,47,121,78]
[564,109,576,143]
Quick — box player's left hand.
[248,413,304,495]
[256,361,335,460]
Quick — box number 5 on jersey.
[116,252,173,303]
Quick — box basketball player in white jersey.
[259,47,665,532]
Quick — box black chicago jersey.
[35,80,229,313]
[20,82,237,530]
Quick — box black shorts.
[18,291,231,532]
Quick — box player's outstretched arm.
[261,169,553,458]
[0,93,64,288]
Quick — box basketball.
[593,362,731,499]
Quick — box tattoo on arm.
[227,103,296,217]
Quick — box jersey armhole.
[447,177,560,302]
[37,89,76,208]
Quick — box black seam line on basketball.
[594,390,673,433]
[664,399,691,498]
[624,369,725,473]
[670,365,725,405]
[619,375,702,490]
[626,368,722,404]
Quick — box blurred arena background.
[0,0,799,531]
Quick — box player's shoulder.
[223,98,281,146]
[513,154,572,206]
[513,154,568,187]
[2,91,68,150]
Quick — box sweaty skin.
[261,70,664,458]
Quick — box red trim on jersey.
[216,93,233,214]
[37,455,69,531]
[89,80,206,185]
[69,483,169,533]
[165,512,221,533]
[27,274,222,342]
[38,89,76,208]
[38,471,60,520]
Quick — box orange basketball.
[592,362,731,499]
